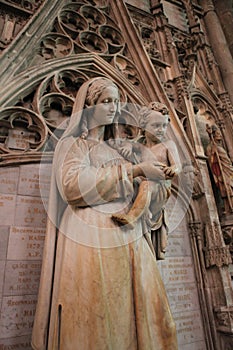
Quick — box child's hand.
[163,165,179,179]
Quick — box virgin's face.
[91,86,119,126]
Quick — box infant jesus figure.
[110,102,181,259]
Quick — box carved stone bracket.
[205,247,232,268]
[189,221,202,239]
[204,221,232,268]
[221,217,233,263]
[214,305,233,334]
[173,31,197,81]
[173,75,189,113]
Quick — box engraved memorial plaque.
[0,335,32,350]
[14,196,48,227]
[0,194,16,225]
[4,261,42,296]
[0,167,19,194]
[174,310,206,347]
[18,164,52,198]
[5,129,35,151]
[165,283,200,313]
[158,256,195,285]
[7,226,45,260]
[0,295,37,338]
[158,194,207,349]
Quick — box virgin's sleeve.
[55,138,134,207]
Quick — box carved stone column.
[213,0,233,57]
[189,221,218,349]
[201,0,233,105]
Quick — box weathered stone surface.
[0,226,9,260]
[3,261,42,296]
[174,310,206,346]
[0,167,19,194]
[0,195,16,225]
[18,164,52,198]
[0,261,6,299]
[0,295,37,339]
[0,335,32,350]
[14,196,48,228]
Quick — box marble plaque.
[14,196,48,227]
[18,164,52,198]
[180,341,207,350]
[158,257,195,285]
[0,295,37,338]
[0,226,9,260]
[174,310,206,346]
[7,226,45,260]
[0,335,32,350]
[166,230,191,257]
[165,283,200,313]
[3,261,42,296]
[5,129,35,151]
[0,167,19,194]
[0,194,16,225]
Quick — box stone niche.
[0,164,207,349]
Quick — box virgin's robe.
[32,137,177,350]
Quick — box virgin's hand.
[120,143,132,158]
[135,162,165,180]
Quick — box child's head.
[139,102,170,143]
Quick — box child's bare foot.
[111,214,136,230]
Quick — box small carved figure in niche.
[32,77,178,349]
[206,124,233,215]
[110,103,181,260]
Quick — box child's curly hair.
[139,102,170,129]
